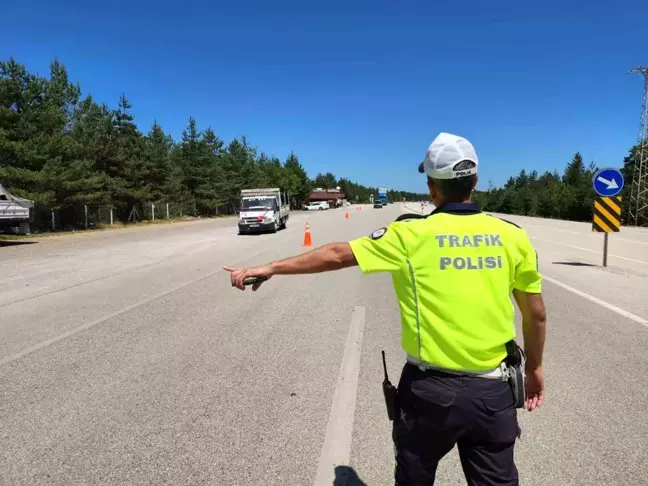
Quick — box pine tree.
[284,152,310,207]
[144,122,174,201]
[0,58,51,203]
[313,172,337,189]
[563,152,585,186]
[196,127,226,214]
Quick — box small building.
[308,188,346,207]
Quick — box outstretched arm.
[224,243,357,290]
[224,222,406,290]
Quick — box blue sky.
[1,0,646,192]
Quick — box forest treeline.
[1,57,640,230]
[473,147,638,224]
[0,58,426,229]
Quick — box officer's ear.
[426,177,438,198]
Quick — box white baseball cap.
[417,132,479,179]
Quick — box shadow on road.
[334,466,368,486]
[0,240,38,247]
[552,261,597,267]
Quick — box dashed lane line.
[314,306,366,486]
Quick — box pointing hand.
[223,265,273,291]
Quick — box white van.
[238,188,290,234]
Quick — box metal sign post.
[592,168,624,267]
[592,197,621,267]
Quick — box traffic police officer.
[225,132,547,486]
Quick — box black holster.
[504,340,526,409]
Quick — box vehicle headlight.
[263,216,273,223]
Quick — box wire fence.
[6,198,338,235]
[28,201,207,233]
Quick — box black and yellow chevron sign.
[592,196,622,233]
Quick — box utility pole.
[628,67,648,227]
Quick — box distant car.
[373,201,383,209]
[305,201,330,211]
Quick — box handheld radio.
[381,351,398,421]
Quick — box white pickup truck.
[0,184,33,234]
[238,188,290,234]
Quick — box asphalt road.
[1,204,647,485]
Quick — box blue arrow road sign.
[592,168,624,197]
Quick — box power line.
[628,67,648,227]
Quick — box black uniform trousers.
[393,363,520,486]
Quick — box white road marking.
[524,226,648,246]
[606,237,648,246]
[531,236,648,266]
[0,242,286,366]
[0,269,224,367]
[314,306,366,486]
[417,209,647,246]
[0,260,164,308]
[544,275,648,327]
[486,213,648,243]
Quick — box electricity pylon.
[628,67,648,227]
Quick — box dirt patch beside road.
[0,216,236,243]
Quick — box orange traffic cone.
[303,222,312,247]
[345,211,349,219]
